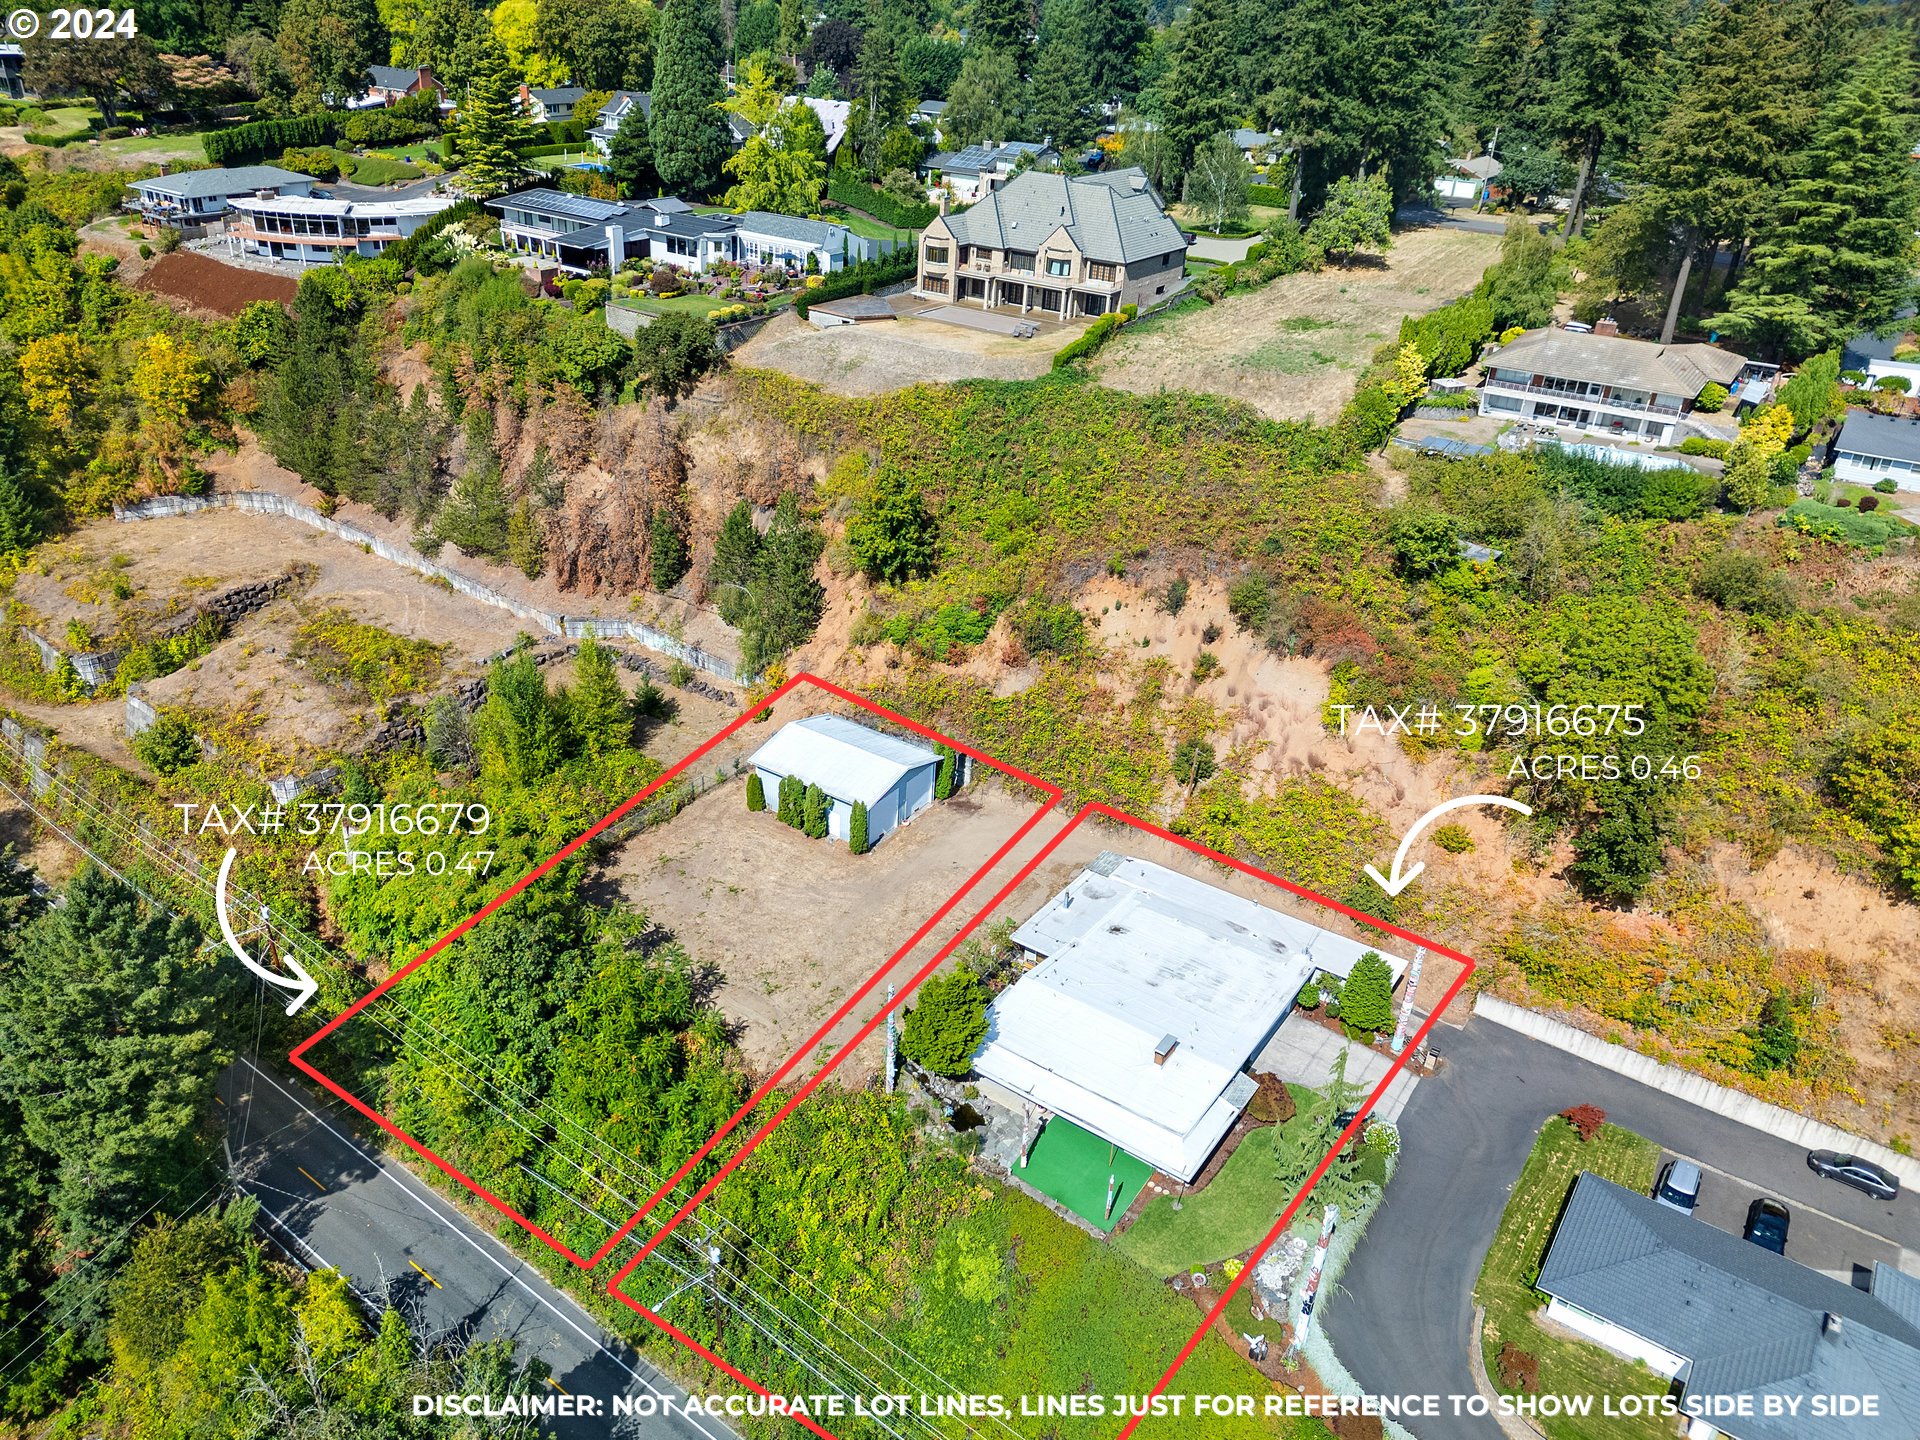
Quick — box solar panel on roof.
[506,188,626,221]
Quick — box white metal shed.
[747,714,940,846]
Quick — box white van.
[1654,1159,1703,1215]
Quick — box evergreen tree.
[967,0,1033,71]
[1076,0,1146,111]
[1634,0,1807,343]
[848,799,869,854]
[777,772,804,826]
[649,491,692,591]
[1545,0,1676,236]
[777,0,807,60]
[850,22,910,179]
[802,782,829,838]
[1025,1,1096,150]
[709,498,764,627]
[477,650,570,783]
[738,493,825,675]
[1162,0,1237,177]
[568,637,631,756]
[845,469,937,585]
[1463,0,1543,139]
[899,963,989,1076]
[746,770,766,812]
[506,496,544,579]
[606,100,657,199]
[940,46,1021,149]
[457,38,531,197]
[1339,950,1395,1037]
[721,59,828,212]
[0,467,42,556]
[0,867,234,1272]
[651,0,730,196]
[434,459,512,559]
[934,743,957,800]
[1713,41,1920,357]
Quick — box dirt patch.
[597,773,1040,1082]
[729,307,1073,395]
[134,251,295,318]
[1094,225,1505,423]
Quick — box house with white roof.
[972,854,1407,1182]
[919,140,1062,204]
[125,165,316,231]
[915,166,1188,319]
[746,715,942,847]
[226,188,459,265]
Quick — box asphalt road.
[221,1058,737,1440]
[1321,1015,1918,1440]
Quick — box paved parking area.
[1662,1146,1910,1284]
[1253,1011,1419,1123]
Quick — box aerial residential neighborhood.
[0,0,1918,1437]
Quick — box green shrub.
[827,173,938,229]
[133,712,201,775]
[1780,498,1916,550]
[900,964,989,1076]
[1052,306,1135,369]
[934,744,957,800]
[792,249,916,319]
[1431,823,1475,854]
[1226,574,1272,630]
[1190,650,1222,681]
[1678,436,1732,459]
[1162,576,1189,615]
[777,772,803,826]
[1296,979,1321,1009]
[746,770,766,812]
[803,782,829,838]
[1016,598,1084,656]
[1172,738,1216,786]
[1339,950,1395,1037]
[1248,182,1289,208]
[1695,382,1729,412]
[205,113,334,166]
[849,799,870,854]
[1874,478,1898,493]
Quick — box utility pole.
[883,984,896,1093]
[1390,945,1427,1057]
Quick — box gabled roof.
[746,715,939,808]
[1842,312,1917,369]
[937,167,1186,266]
[1834,410,1920,464]
[131,165,311,199]
[732,209,852,249]
[1490,327,1747,398]
[1538,1174,1920,1440]
[1230,128,1275,150]
[590,91,649,133]
[528,85,586,104]
[1447,154,1503,180]
[487,187,629,222]
[367,64,427,91]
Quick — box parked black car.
[1807,1150,1900,1200]
[1744,1197,1790,1253]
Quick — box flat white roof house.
[973,854,1407,1182]
[226,189,459,266]
[747,715,941,847]
[1480,324,1770,446]
[1830,410,1920,491]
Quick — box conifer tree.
[848,799,869,853]
[1339,950,1395,1037]
[1545,0,1675,236]
[934,744,956,800]
[802,782,829,838]
[1713,41,1920,357]
[651,0,730,196]
[747,770,766,812]
[777,772,803,826]
[709,499,764,626]
[0,467,42,556]
[1162,0,1237,177]
[1025,2,1095,150]
[568,637,631,757]
[457,39,530,197]
[606,101,657,199]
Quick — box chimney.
[1594,316,1620,337]
[1153,1033,1178,1067]
[1823,1313,1843,1338]
[937,190,949,216]
[605,222,624,269]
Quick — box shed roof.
[938,167,1186,265]
[746,715,939,808]
[1539,1174,1920,1440]
[976,855,1406,1181]
[131,165,311,200]
[1834,410,1920,464]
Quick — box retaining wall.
[1473,995,1920,1185]
[114,492,744,685]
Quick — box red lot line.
[605,801,1478,1440]
[288,672,1064,1270]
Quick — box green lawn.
[93,131,214,162]
[334,149,425,186]
[611,290,742,317]
[1473,1116,1671,1440]
[1117,1088,1316,1277]
[1012,1117,1153,1231]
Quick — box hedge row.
[827,173,937,230]
[1248,182,1289,208]
[204,114,333,166]
[792,248,916,319]
[1052,304,1137,369]
[386,196,484,271]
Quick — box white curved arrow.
[215,848,318,1015]
[1363,793,1534,898]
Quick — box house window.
[1045,256,1071,278]
[924,275,949,296]
[925,244,949,265]
[1086,261,1116,282]
[1007,251,1035,274]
